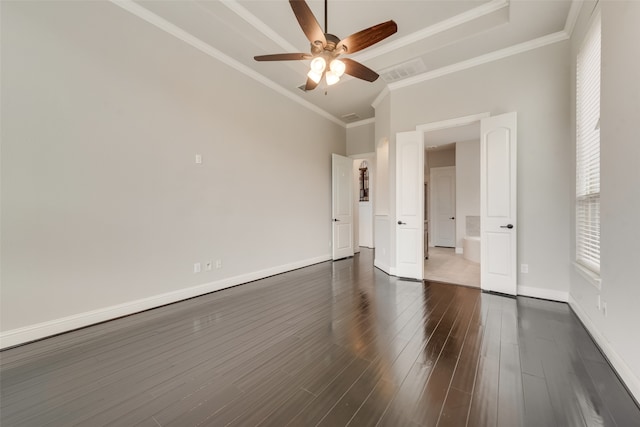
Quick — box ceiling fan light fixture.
[325,70,340,86]
[330,59,346,77]
[310,57,326,73]
[253,0,398,91]
[307,69,323,84]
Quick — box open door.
[332,154,354,260]
[431,166,456,247]
[395,131,424,280]
[480,112,517,295]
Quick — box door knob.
[397,221,406,225]
[449,217,455,220]
[333,218,340,222]
[500,224,514,229]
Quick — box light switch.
[195,154,202,164]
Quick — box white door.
[332,154,354,260]
[480,112,517,295]
[431,166,456,247]
[395,131,424,280]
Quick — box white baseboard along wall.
[0,254,331,349]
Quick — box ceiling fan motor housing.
[311,34,342,57]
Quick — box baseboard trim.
[455,247,463,254]
[569,295,640,403]
[517,285,569,302]
[0,254,331,349]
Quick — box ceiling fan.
[254,0,397,91]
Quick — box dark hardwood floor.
[1,249,639,426]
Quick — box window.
[576,15,601,275]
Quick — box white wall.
[383,41,572,299]
[426,148,456,170]
[346,122,375,156]
[455,140,481,249]
[569,1,640,402]
[0,2,345,346]
[374,95,391,216]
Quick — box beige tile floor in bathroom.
[424,246,480,288]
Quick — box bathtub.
[463,236,481,263]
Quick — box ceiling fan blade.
[254,53,310,61]
[336,20,397,54]
[289,0,326,47]
[342,58,379,82]
[305,76,320,91]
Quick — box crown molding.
[346,117,375,129]
[564,0,584,37]
[371,86,390,109]
[109,0,345,127]
[219,0,299,53]
[353,0,509,63]
[388,31,570,91]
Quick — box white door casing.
[395,131,424,280]
[431,166,456,247]
[480,112,517,295]
[332,154,354,260]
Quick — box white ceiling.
[129,0,577,125]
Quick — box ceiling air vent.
[380,58,426,83]
[341,113,361,123]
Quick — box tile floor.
[424,246,480,288]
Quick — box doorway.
[351,153,375,253]
[423,124,480,288]
[394,112,517,294]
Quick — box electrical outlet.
[205,262,213,271]
[195,154,202,164]
[194,262,201,273]
[215,259,222,269]
[520,264,529,274]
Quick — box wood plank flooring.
[1,249,639,426]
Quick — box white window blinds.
[576,16,601,274]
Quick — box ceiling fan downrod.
[324,0,328,34]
